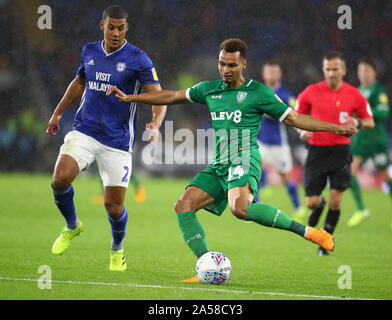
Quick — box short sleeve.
[136,52,160,85]
[76,46,86,79]
[295,87,311,114]
[258,89,292,122]
[186,82,207,104]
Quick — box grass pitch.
[0,173,391,300]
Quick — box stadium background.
[1,0,391,184]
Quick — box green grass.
[0,173,391,300]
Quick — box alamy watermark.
[37,5,52,30]
[337,265,352,290]
[141,121,251,169]
[337,5,352,30]
[37,265,52,289]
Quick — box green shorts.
[351,141,390,169]
[187,152,261,216]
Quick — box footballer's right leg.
[51,131,95,255]
[104,186,128,271]
[175,186,214,283]
[175,186,214,259]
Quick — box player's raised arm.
[46,76,86,136]
[106,86,190,105]
[283,109,358,137]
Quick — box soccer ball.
[196,251,232,285]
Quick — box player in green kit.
[347,58,392,227]
[108,39,357,282]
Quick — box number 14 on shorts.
[228,165,245,181]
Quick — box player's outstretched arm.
[46,76,86,136]
[106,86,190,105]
[283,109,358,137]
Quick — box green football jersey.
[186,78,291,168]
[355,81,389,146]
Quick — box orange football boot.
[305,227,335,251]
[181,275,200,283]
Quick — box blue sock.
[259,169,268,189]
[286,180,300,210]
[255,169,268,202]
[52,184,78,229]
[108,208,128,251]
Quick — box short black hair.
[358,57,377,71]
[323,51,346,66]
[219,38,248,59]
[102,5,128,21]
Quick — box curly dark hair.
[219,38,248,59]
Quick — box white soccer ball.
[196,251,232,285]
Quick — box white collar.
[101,40,127,57]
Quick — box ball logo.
[196,251,232,285]
[213,253,223,266]
[116,62,126,72]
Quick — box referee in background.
[296,51,374,256]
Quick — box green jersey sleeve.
[258,87,292,122]
[185,81,208,104]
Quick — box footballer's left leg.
[228,182,334,252]
[105,186,128,271]
[316,189,342,256]
[97,144,132,271]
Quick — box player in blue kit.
[256,62,304,218]
[46,5,166,271]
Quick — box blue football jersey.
[74,40,160,152]
[258,85,296,146]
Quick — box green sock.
[349,176,365,210]
[176,211,209,258]
[245,203,306,237]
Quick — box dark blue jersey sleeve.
[135,51,160,85]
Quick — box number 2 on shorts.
[122,166,129,183]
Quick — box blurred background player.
[256,61,305,218]
[347,58,392,227]
[46,5,166,271]
[296,51,374,256]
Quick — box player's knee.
[328,199,341,211]
[174,199,193,213]
[230,204,247,220]
[306,197,321,209]
[105,202,123,217]
[51,175,71,190]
